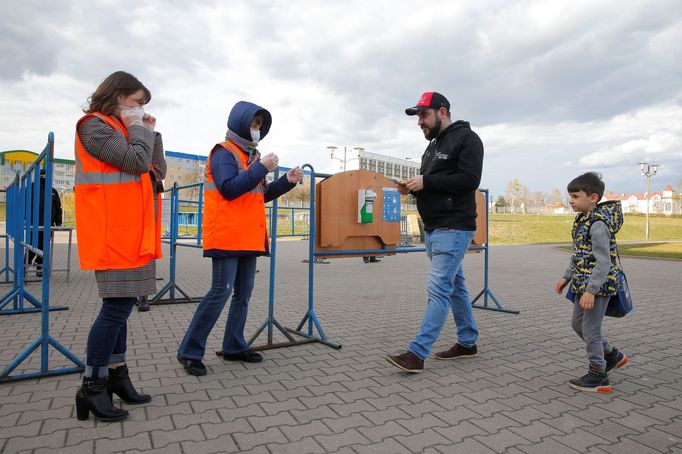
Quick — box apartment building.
[340,148,420,181]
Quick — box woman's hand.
[119,106,144,127]
[287,166,303,183]
[260,153,279,171]
[142,114,156,132]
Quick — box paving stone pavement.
[1,239,681,453]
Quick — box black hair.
[567,171,605,199]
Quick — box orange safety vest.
[74,112,162,270]
[202,140,267,252]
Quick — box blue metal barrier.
[246,168,308,350]
[265,206,310,238]
[0,188,12,284]
[0,132,84,382]
[0,142,67,315]
[0,233,10,284]
[398,215,415,247]
[312,188,517,314]
[240,166,339,350]
[172,203,309,236]
[149,182,204,305]
[279,179,517,353]
[283,165,341,349]
[469,189,518,313]
[151,170,313,306]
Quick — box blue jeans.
[178,256,257,360]
[85,297,136,378]
[408,229,478,359]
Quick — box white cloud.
[0,0,680,196]
[477,100,682,195]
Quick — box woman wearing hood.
[177,101,303,375]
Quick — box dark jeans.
[178,256,257,360]
[85,297,136,378]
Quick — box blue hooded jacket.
[205,101,295,258]
[227,101,272,141]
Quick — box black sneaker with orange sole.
[568,371,612,393]
[605,348,628,373]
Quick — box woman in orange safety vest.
[177,101,303,376]
[74,71,166,422]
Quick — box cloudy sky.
[1,0,680,198]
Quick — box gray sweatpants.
[571,294,611,372]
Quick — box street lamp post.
[328,146,364,172]
[639,161,659,240]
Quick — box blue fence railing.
[0,132,84,382]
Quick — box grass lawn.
[488,213,682,245]
[613,242,682,260]
[495,212,682,259]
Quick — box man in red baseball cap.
[386,91,484,373]
[404,91,451,116]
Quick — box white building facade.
[164,150,208,188]
[605,185,680,215]
[341,149,421,181]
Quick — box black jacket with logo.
[416,120,483,231]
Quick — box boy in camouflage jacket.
[555,172,629,393]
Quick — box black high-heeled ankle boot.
[75,377,129,421]
[137,296,150,312]
[107,365,151,404]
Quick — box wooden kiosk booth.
[316,170,402,258]
[314,169,487,258]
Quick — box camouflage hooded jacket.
[570,200,623,295]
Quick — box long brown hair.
[84,71,152,115]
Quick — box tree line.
[493,178,565,214]
[496,178,682,214]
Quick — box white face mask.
[120,106,145,116]
[250,127,260,143]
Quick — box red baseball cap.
[405,92,450,116]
